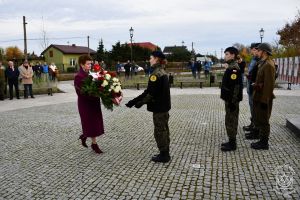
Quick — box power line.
[0,36,86,43]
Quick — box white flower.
[112,77,119,82]
[113,82,118,86]
[105,74,111,80]
[101,80,108,87]
[89,71,98,81]
[113,86,122,93]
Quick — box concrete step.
[286,116,300,135]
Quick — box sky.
[0,0,299,58]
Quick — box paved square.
[0,87,299,199]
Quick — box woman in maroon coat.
[74,54,104,154]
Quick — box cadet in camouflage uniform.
[126,51,171,163]
[251,43,275,150]
[0,61,6,100]
[220,47,243,151]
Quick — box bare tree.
[40,16,49,51]
[272,38,281,57]
[232,43,246,52]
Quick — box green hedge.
[67,67,76,73]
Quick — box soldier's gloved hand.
[134,101,144,108]
[229,103,236,112]
[260,103,268,110]
[125,100,135,108]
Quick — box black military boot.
[251,138,269,150]
[221,139,236,151]
[151,151,171,163]
[245,128,259,139]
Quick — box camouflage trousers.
[153,112,170,152]
[225,102,239,140]
[253,100,273,139]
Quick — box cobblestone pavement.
[0,89,300,199]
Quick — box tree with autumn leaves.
[275,10,300,57]
[0,46,23,61]
[233,9,300,62]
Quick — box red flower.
[93,64,101,72]
[108,71,117,77]
[98,76,105,81]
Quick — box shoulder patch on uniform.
[150,75,157,82]
[231,74,237,80]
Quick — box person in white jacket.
[49,62,57,81]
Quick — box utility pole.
[221,48,223,68]
[23,16,28,60]
[191,42,195,60]
[87,36,90,56]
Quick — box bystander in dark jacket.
[5,61,20,100]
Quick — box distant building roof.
[128,42,158,51]
[41,44,96,55]
[163,46,188,54]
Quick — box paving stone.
[0,93,299,199]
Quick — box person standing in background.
[5,61,20,100]
[19,60,34,99]
[0,61,6,100]
[237,55,246,86]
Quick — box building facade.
[41,44,96,72]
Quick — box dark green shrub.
[67,67,76,73]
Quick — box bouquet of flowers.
[81,64,123,111]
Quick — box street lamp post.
[259,28,264,43]
[129,27,134,62]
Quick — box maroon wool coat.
[74,67,104,137]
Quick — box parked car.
[119,63,144,72]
